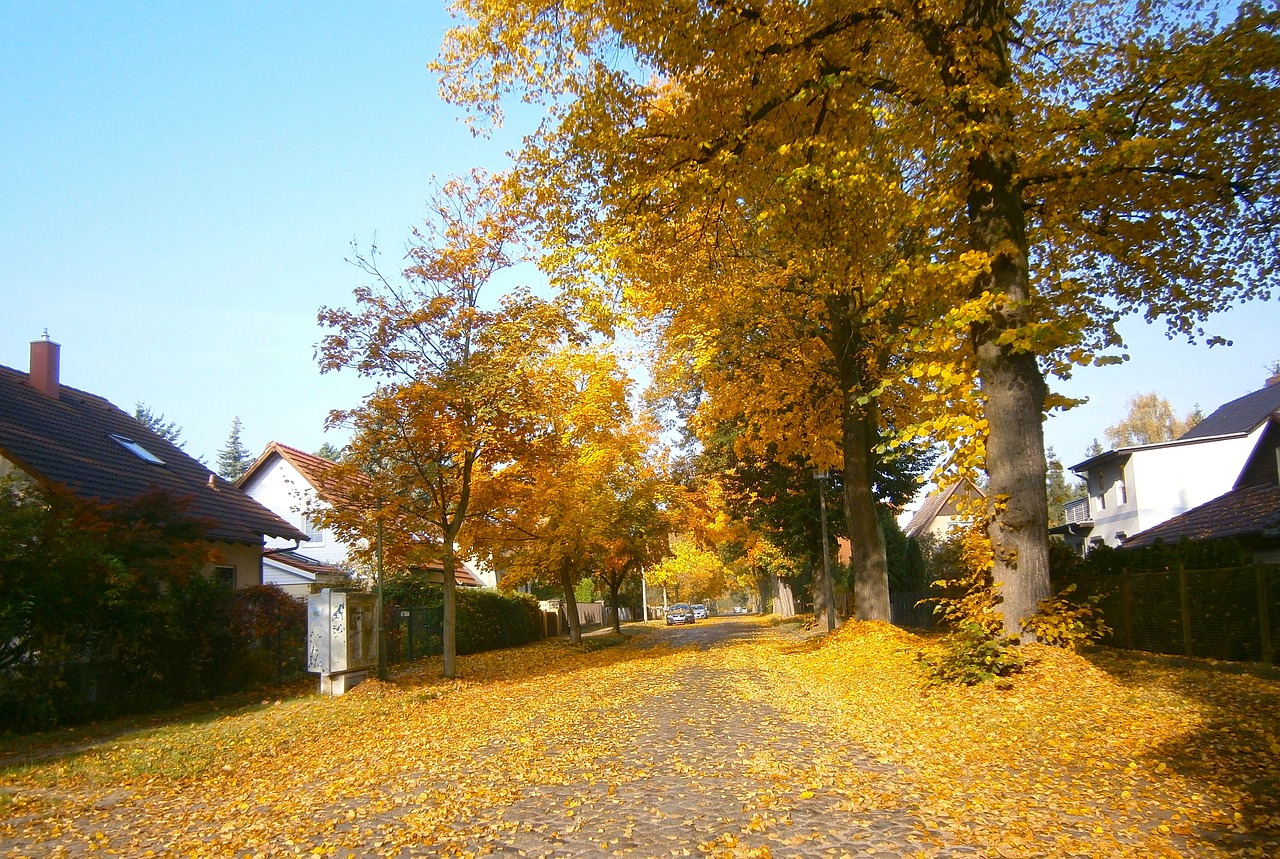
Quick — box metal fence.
[383,605,444,663]
[890,591,937,630]
[1057,564,1277,664]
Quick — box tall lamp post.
[375,502,387,681]
[814,468,837,633]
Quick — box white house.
[237,441,489,591]
[238,442,355,593]
[1061,374,1280,551]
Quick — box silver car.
[666,603,695,625]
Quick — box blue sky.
[2,2,1277,474]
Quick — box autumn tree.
[1104,393,1202,447]
[475,346,648,643]
[437,0,1278,638]
[316,170,568,677]
[649,535,730,606]
[593,465,671,634]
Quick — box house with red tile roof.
[0,337,307,589]
[238,441,485,591]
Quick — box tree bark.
[442,544,458,678]
[560,559,582,644]
[977,343,1050,640]
[608,579,623,634]
[957,0,1052,640]
[774,574,796,618]
[841,388,891,621]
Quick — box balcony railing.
[1064,497,1092,525]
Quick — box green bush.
[0,477,307,732]
[227,585,307,686]
[384,576,542,657]
[918,621,1025,687]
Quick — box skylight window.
[109,434,165,465]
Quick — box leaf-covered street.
[2,617,1278,858]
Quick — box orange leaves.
[3,620,1278,857]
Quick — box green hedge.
[0,477,308,732]
[383,575,542,656]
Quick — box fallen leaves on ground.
[735,621,1280,858]
[0,619,1276,858]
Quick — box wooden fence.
[1057,564,1278,664]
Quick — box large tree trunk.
[959,0,1051,640]
[441,544,458,678]
[774,574,796,618]
[979,347,1050,639]
[841,388,891,622]
[560,560,582,644]
[609,579,623,634]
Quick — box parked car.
[692,604,709,620]
[732,606,749,615]
[666,603,696,625]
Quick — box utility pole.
[376,505,387,681]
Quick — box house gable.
[903,480,984,540]
[238,442,355,566]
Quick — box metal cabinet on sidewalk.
[306,589,378,695]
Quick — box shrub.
[227,585,307,686]
[918,621,1025,687]
[1022,584,1110,650]
[384,579,542,657]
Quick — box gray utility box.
[307,589,378,696]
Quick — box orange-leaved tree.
[437,0,1279,639]
[316,169,570,677]
[473,345,648,643]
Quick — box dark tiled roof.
[1122,482,1280,548]
[1180,381,1280,440]
[0,364,306,544]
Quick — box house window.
[1092,469,1105,510]
[109,434,165,465]
[214,565,237,590]
[303,515,325,544]
[1117,474,1128,505]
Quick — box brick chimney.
[1268,372,1280,388]
[29,333,60,399]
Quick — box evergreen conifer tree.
[216,417,252,480]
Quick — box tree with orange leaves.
[316,170,571,677]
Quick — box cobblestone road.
[402,622,980,859]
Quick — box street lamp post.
[814,468,837,633]
[640,570,648,623]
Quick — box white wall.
[263,557,315,600]
[240,456,350,565]
[1087,431,1261,547]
